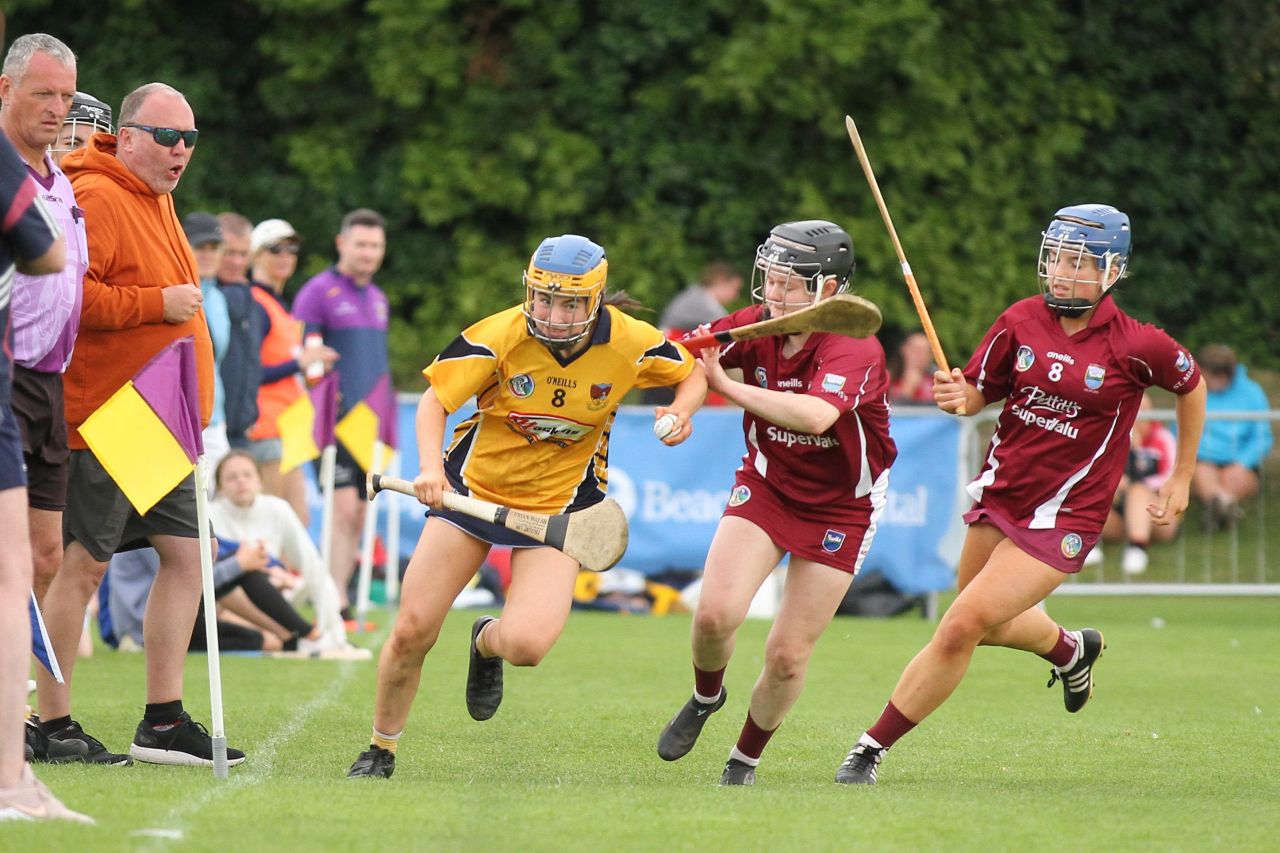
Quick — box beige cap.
[250,218,300,257]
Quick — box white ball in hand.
[653,413,679,441]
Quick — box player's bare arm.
[701,345,840,434]
[412,387,450,508]
[1151,376,1206,524]
[653,363,708,446]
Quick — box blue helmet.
[1038,204,1131,317]
[522,234,608,348]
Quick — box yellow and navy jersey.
[423,305,694,514]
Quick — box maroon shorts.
[963,505,1098,574]
[721,469,878,574]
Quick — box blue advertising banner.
[315,401,964,595]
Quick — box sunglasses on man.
[123,124,199,148]
[268,244,299,255]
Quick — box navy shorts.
[0,396,26,493]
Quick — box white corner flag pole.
[318,444,338,582]
[353,441,384,632]
[194,456,228,779]
[384,448,401,605]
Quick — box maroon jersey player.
[835,204,1206,786]
[656,220,897,786]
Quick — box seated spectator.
[209,450,352,648]
[888,330,935,404]
[1190,344,1273,529]
[1090,393,1180,573]
[102,541,335,655]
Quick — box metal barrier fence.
[960,409,1280,596]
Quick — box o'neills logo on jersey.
[765,425,840,449]
[506,412,594,446]
[507,373,535,398]
[1015,346,1035,372]
[1060,533,1083,559]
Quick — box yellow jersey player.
[347,234,707,779]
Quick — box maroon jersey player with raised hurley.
[835,204,1206,786]
[656,220,897,786]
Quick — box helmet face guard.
[1038,205,1131,317]
[750,220,854,317]
[50,92,113,162]
[522,234,608,349]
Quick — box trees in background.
[8,0,1277,383]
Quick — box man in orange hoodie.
[34,82,245,769]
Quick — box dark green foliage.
[7,0,1277,385]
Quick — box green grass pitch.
[13,596,1279,851]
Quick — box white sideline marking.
[134,635,382,849]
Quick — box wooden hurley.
[844,114,964,412]
[678,293,882,353]
[367,474,628,573]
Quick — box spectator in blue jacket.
[1190,344,1273,528]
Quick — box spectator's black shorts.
[64,450,201,562]
[313,441,368,499]
[10,366,69,510]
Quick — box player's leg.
[658,517,781,761]
[476,545,578,667]
[330,484,362,614]
[722,557,852,785]
[0,487,34,787]
[349,519,487,778]
[838,541,1063,785]
[462,544,577,723]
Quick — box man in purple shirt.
[0,34,87,615]
[292,208,390,621]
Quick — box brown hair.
[340,208,385,233]
[214,449,259,490]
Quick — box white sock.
[693,688,722,705]
[859,732,884,750]
[728,746,759,767]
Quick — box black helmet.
[66,91,114,132]
[754,220,855,295]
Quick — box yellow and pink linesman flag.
[335,373,397,473]
[79,337,203,515]
[278,372,339,474]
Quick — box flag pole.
[318,444,337,585]
[353,441,384,632]
[384,448,401,605]
[194,456,228,779]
